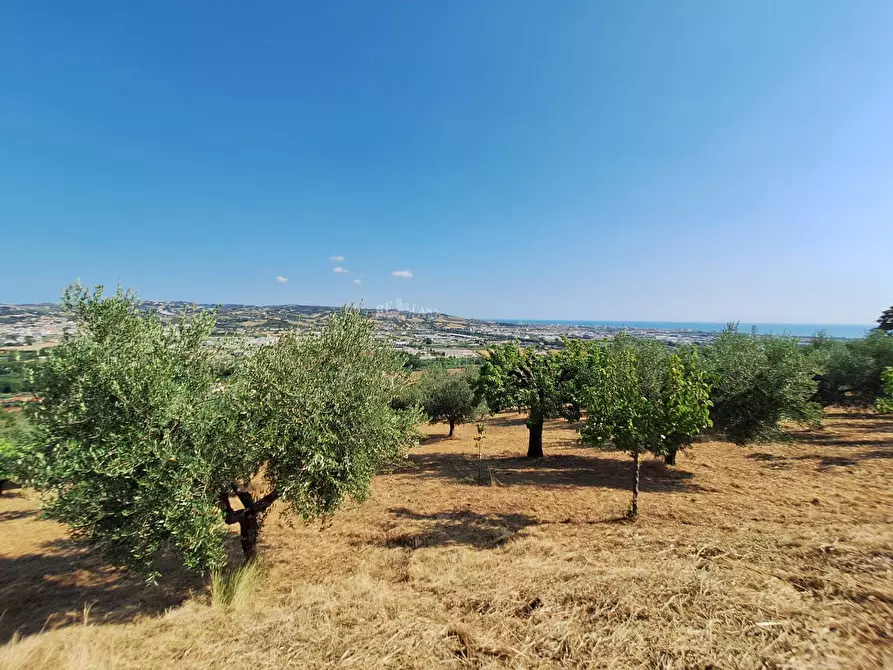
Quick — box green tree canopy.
[877,306,893,332]
[579,336,712,518]
[0,437,21,495]
[875,367,893,414]
[418,365,480,436]
[0,411,33,494]
[474,343,578,457]
[24,284,419,580]
[815,330,893,406]
[702,327,821,444]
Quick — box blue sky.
[2,1,891,323]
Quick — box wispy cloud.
[352,279,362,285]
[391,270,413,278]
[275,276,288,283]
[329,255,344,262]
[333,267,349,274]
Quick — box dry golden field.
[1,409,891,669]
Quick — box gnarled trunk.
[448,419,455,437]
[664,448,677,466]
[239,510,261,559]
[219,486,279,561]
[527,419,544,458]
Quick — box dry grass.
[1,408,891,669]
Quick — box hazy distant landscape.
[0,301,873,355]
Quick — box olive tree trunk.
[664,448,678,466]
[448,419,455,437]
[219,487,279,561]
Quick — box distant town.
[0,301,786,359]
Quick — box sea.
[491,320,874,340]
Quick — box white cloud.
[275,276,288,283]
[333,267,349,274]
[391,270,413,278]
[352,279,362,285]
[329,255,344,262]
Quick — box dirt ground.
[1,408,891,669]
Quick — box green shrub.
[875,367,893,414]
[0,412,33,492]
[418,365,481,436]
[703,328,821,444]
[817,331,893,406]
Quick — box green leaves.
[25,286,420,579]
[235,306,420,521]
[875,367,893,414]
[703,328,821,444]
[474,343,577,423]
[418,365,481,433]
[474,342,585,456]
[474,343,525,414]
[579,336,712,459]
[877,306,893,332]
[26,284,230,579]
[815,330,893,406]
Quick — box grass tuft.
[210,561,262,612]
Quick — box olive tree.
[233,307,420,558]
[24,284,419,580]
[876,367,893,414]
[703,327,821,444]
[0,440,16,495]
[418,365,480,436]
[0,412,32,494]
[816,330,893,406]
[580,336,712,519]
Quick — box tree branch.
[218,489,244,525]
[253,489,279,513]
[231,484,255,510]
[226,484,278,516]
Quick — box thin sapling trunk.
[628,448,641,520]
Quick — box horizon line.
[1,300,877,327]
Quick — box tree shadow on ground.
[824,411,892,421]
[0,508,37,523]
[747,450,889,471]
[377,508,539,550]
[485,414,530,428]
[0,537,201,642]
[397,452,705,493]
[420,433,456,446]
[0,482,25,498]
[787,434,893,448]
[798,455,859,470]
